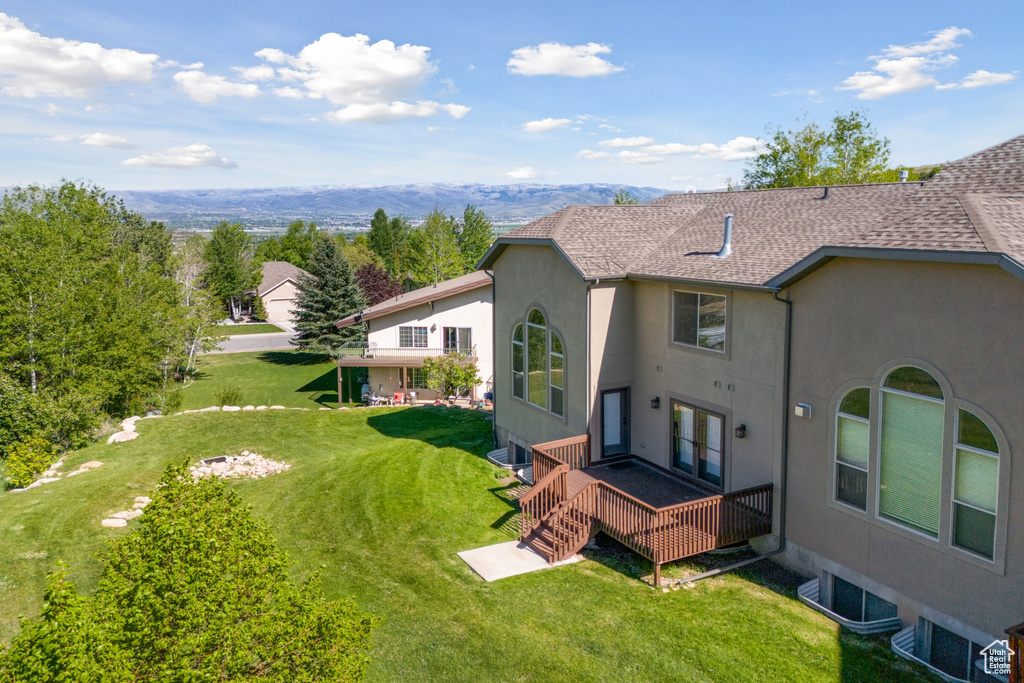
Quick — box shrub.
[253,295,269,321]
[0,460,381,680]
[214,384,243,406]
[0,373,37,459]
[422,353,481,403]
[6,437,58,489]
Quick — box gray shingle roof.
[336,270,491,328]
[258,261,308,297]
[482,134,1024,287]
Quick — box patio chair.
[393,393,405,406]
[364,342,377,359]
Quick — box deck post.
[653,562,661,588]
[336,357,342,408]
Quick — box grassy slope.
[0,409,929,682]
[181,351,343,410]
[214,323,284,335]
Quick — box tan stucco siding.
[262,280,299,321]
[626,281,786,507]
[785,257,1024,638]
[492,245,589,448]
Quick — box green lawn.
[0,408,930,682]
[215,323,284,335]
[180,350,345,409]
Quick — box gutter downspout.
[585,278,600,439]
[676,289,791,587]
[487,270,497,447]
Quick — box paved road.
[205,332,298,354]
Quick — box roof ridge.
[550,205,578,240]
[958,193,1007,254]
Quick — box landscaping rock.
[319,407,332,411]
[269,405,285,410]
[134,496,151,504]
[112,510,143,520]
[66,469,84,477]
[107,431,139,444]
[256,405,267,410]
[182,409,199,414]
[8,488,26,493]
[79,461,104,470]
[120,416,142,432]
[27,477,61,489]
[191,452,290,480]
[101,518,128,528]
[242,405,255,411]
[222,405,241,412]
[200,406,221,412]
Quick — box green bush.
[214,384,243,406]
[253,295,269,321]
[6,437,57,489]
[0,460,381,680]
[0,373,37,460]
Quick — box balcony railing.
[337,342,477,364]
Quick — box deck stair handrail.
[518,464,568,538]
[336,342,478,361]
[531,434,590,479]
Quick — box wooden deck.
[519,435,773,585]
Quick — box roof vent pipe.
[711,214,733,259]
[899,170,909,182]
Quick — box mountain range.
[111,182,676,230]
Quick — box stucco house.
[257,261,308,322]
[479,134,1024,683]
[335,270,493,403]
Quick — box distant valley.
[110,182,674,232]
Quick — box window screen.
[878,390,944,536]
[673,291,726,352]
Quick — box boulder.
[120,416,142,432]
[182,409,199,414]
[242,405,255,411]
[107,431,139,444]
[134,496,151,504]
[222,406,241,412]
[200,406,221,412]
[78,461,104,470]
[66,470,84,477]
[319,407,332,411]
[112,510,143,520]
[256,405,268,410]
[132,502,147,509]
[101,518,128,528]
[269,405,286,410]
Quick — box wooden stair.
[522,501,591,563]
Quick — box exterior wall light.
[651,397,661,409]
[735,424,746,439]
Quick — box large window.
[443,327,471,352]
[672,291,726,352]
[511,309,564,417]
[406,367,428,389]
[511,324,524,399]
[671,400,723,489]
[835,388,870,510]
[879,367,945,537]
[399,326,428,348]
[952,409,999,560]
[830,364,1007,567]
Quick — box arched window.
[511,324,524,399]
[835,388,870,510]
[526,309,547,409]
[952,409,999,559]
[878,367,945,537]
[512,308,564,417]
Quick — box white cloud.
[43,103,61,116]
[576,149,612,160]
[80,132,136,149]
[498,167,538,180]
[122,143,237,169]
[523,117,572,133]
[45,132,136,149]
[507,42,624,77]
[617,150,663,165]
[159,60,204,70]
[598,123,623,132]
[599,136,655,148]
[643,136,765,161]
[0,12,158,98]
[233,65,276,81]
[438,77,458,95]
[838,27,1015,99]
[173,70,261,103]
[244,33,466,122]
[326,100,468,123]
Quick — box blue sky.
[1,0,1021,192]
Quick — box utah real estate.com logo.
[980,639,1014,677]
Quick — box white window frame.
[549,332,564,418]
[833,389,870,512]
[511,324,524,400]
[399,326,428,348]
[949,410,1000,561]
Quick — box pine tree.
[292,236,366,355]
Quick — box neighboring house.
[479,134,1024,683]
[257,261,308,322]
[335,270,493,402]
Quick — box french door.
[601,388,631,457]
[672,400,724,488]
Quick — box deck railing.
[518,464,568,538]
[531,434,590,479]
[1007,622,1024,683]
[522,436,773,583]
[337,342,477,362]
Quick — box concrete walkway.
[458,540,582,582]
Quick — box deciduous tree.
[367,209,411,277]
[405,208,464,287]
[422,353,481,404]
[355,262,403,306]
[203,221,260,319]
